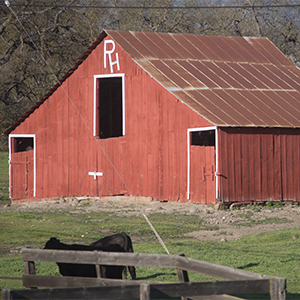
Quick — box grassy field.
[0,208,299,299]
[0,151,299,299]
[0,152,9,204]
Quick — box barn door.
[10,136,35,200]
[189,129,216,204]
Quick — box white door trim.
[9,134,36,198]
[93,73,125,137]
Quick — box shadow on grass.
[237,262,260,269]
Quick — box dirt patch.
[2,196,300,242]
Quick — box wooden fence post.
[140,283,151,300]
[94,250,103,278]
[270,277,286,300]
[24,260,36,289]
[176,254,190,300]
[1,289,11,300]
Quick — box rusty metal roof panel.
[171,90,228,125]
[163,60,207,89]
[109,30,158,59]
[108,31,300,128]
[221,90,269,126]
[147,33,186,59]
[251,91,295,126]
[232,63,270,89]
[201,61,243,89]
[106,30,145,59]
[281,65,300,83]
[245,37,294,66]
[240,63,281,89]
[235,37,271,63]
[220,37,256,63]
[265,65,300,90]
[263,91,300,126]
[187,90,242,126]
[176,60,219,88]
[137,60,176,89]
[5,30,300,135]
[186,35,220,61]
[170,34,209,60]
[213,89,265,126]
[131,31,173,59]
[150,60,192,90]
[251,64,293,90]
[196,35,234,61]
[208,36,245,62]
[189,61,232,89]
[277,91,300,113]
[219,62,256,89]
[237,90,283,126]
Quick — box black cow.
[90,232,136,280]
[44,237,125,279]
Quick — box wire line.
[2,3,300,9]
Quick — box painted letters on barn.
[4,30,300,204]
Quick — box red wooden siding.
[218,127,300,202]
[10,150,34,199]
[10,35,212,202]
[190,146,215,204]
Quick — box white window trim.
[187,126,218,201]
[93,73,125,137]
[9,134,36,198]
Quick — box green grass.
[0,152,9,204]
[0,208,299,299]
[0,210,218,246]
[230,215,292,227]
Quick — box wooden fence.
[1,248,286,300]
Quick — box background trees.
[1,0,300,150]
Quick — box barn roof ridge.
[4,29,300,135]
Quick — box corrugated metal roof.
[4,30,300,135]
[107,30,300,128]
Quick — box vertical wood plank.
[285,132,294,200]
[273,131,282,201]
[206,146,216,204]
[51,88,58,197]
[253,131,261,201]
[176,253,190,300]
[142,75,148,197]
[140,283,150,300]
[233,131,242,201]
[270,277,286,300]
[24,260,37,290]
[1,289,11,300]
[221,129,229,202]
[280,133,288,200]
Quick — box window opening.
[13,137,34,153]
[97,77,123,139]
[191,130,215,146]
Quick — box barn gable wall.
[218,127,300,202]
[10,35,212,202]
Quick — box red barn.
[4,30,300,204]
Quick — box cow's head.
[44,237,61,249]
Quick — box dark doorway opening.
[97,77,123,139]
[191,130,215,146]
[13,137,34,153]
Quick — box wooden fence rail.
[1,248,286,300]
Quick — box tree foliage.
[1,0,300,150]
